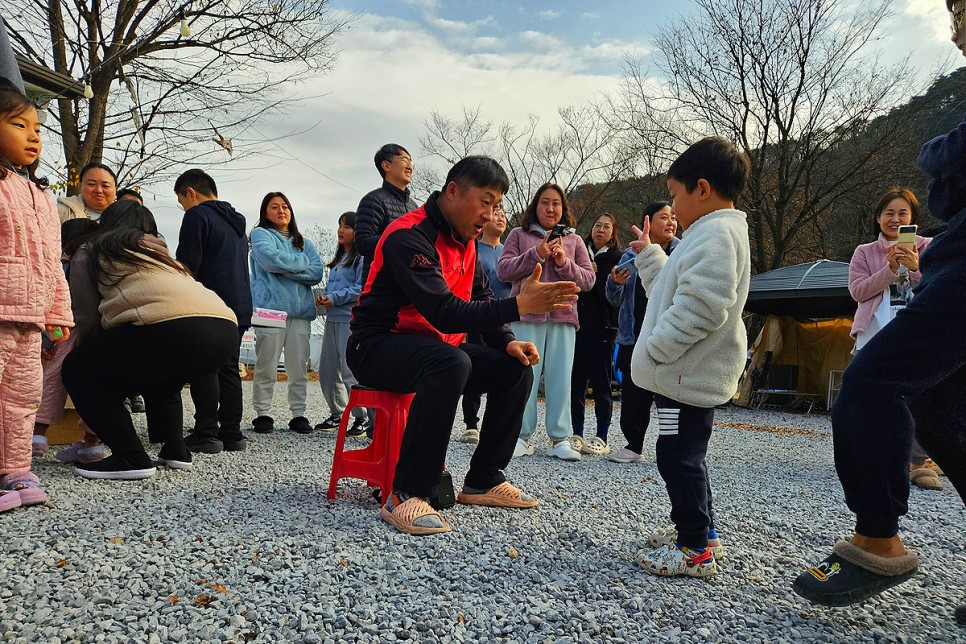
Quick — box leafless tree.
[4,0,349,192]
[417,103,641,228]
[619,0,941,272]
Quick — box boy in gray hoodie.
[629,137,751,578]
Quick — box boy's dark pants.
[654,394,716,549]
[347,334,533,499]
[460,332,484,429]
[187,326,246,442]
[616,344,654,453]
[833,278,966,538]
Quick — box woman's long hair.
[518,183,576,230]
[85,201,188,287]
[583,212,621,250]
[0,79,48,189]
[328,211,360,269]
[257,191,305,251]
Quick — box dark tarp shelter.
[744,259,857,319]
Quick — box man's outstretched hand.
[515,264,579,316]
[506,340,540,366]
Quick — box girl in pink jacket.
[0,80,73,513]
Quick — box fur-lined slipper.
[457,481,539,508]
[910,467,943,490]
[925,458,945,477]
[0,472,47,506]
[792,540,919,607]
[380,495,451,535]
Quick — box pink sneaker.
[1,472,47,506]
[56,441,86,464]
[32,435,48,456]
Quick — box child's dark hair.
[174,168,218,198]
[84,202,186,287]
[520,183,576,229]
[257,191,304,251]
[61,218,99,257]
[374,143,410,178]
[328,211,359,269]
[667,137,750,202]
[0,79,48,189]
[584,212,621,250]
[871,187,920,238]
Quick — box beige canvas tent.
[734,260,857,410]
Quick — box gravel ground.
[3,382,965,643]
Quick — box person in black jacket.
[346,156,580,536]
[174,169,253,454]
[570,213,623,456]
[355,143,418,281]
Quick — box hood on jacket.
[190,200,247,237]
[57,194,90,218]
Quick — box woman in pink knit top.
[848,187,937,489]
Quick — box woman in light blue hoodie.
[249,192,324,435]
[314,212,367,437]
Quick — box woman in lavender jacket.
[497,183,596,462]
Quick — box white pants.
[252,319,311,418]
[317,321,364,419]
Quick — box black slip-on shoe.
[289,416,313,435]
[252,416,274,434]
[75,455,157,480]
[184,433,225,454]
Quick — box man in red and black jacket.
[347,156,579,536]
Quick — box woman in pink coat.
[498,183,596,461]
[848,187,936,489]
[0,80,73,513]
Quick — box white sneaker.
[460,429,480,444]
[512,438,534,458]
[649,526,726,560]
[580,436,611,456]
[546,440,581,461]
[636,543,718,578]
[607,447,646,463]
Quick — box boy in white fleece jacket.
[629,137,751,578]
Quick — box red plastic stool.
[327,386,415,503]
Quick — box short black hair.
[443,156,509,195]
[116,188,143,203]
[642,200,671,227]
[174,168,218,198]
[667,137,750,202]
[374,144,409,178]
[79,162,117,186]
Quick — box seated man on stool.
[347,155,579,535]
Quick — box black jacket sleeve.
[354,191,386,261]
[382,229,519,346]
[175,209,207,274]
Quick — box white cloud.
[538,10,561,20]
[582,12,601,19]
[519,30,564,50]
[403,0,439,9]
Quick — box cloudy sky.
[126,0,959,252]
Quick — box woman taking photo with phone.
[498,183,596,461]
[848,187,935,488]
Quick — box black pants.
[654,394,716,550]
[187,326,246,442]
[571,331,614,439]
[348,333,533,499]
[833,272,966,538]
[63,318,238,468]
[616,344,655,454]
[460,332,484,428]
